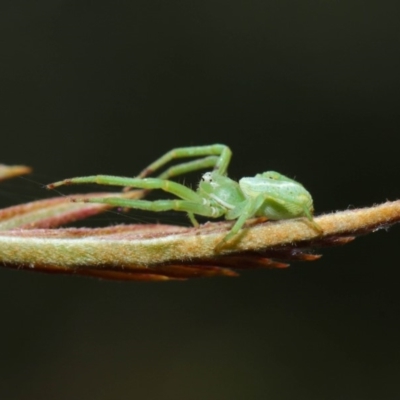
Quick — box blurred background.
[1,1,400,399]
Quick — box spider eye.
[201,172,213,182]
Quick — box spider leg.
[48,175,203,202]
[302,206,323,232]
[123,156,221,193]
[48,175,224,227]
[156,156,219,180]
[187,212,200,227]
[253,193,321,232]
[81,197,223,220]
[221,195,265,243]
[138,144,232,177]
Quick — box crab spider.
[47,144,319,244]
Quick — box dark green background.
[1,1,399,399]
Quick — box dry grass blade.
[0,164,31,181]
[0,191,144,230]
[0,200,399,280]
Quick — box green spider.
[47,144,319,244]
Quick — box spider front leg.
[155,156,219,180]
[123,156,221,194]
[76,197,224,222]
[47,174,221,227]
[48,175,201,202]
[138,144,232,178]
